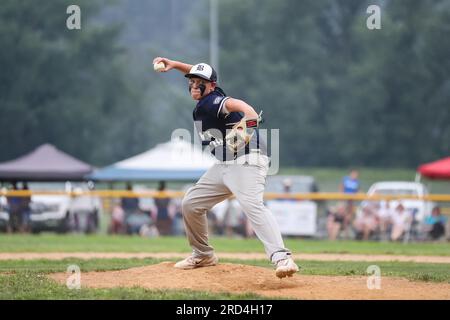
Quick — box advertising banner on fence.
[266,200,317,236]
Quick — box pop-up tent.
[89,139,216,182]
[417,157,450,180]
[0,144,94,182]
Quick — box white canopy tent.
[89,139,216,181]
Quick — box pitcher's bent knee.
[181,197,193,216]
[181,195,205,217]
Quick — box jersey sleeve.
[204,94,230,119]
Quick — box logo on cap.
[185,63,217,82]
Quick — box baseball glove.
[225,112,263,153]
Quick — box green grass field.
[1,235,449,299]
[1,234,449,256]
[0,270,267,300]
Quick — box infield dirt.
[49,262,450,299]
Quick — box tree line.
[0,0,448,168]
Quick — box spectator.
[139,223,160,238]
[326,202,346,240]
[126,210,153,235]
[279,178,297,202]
[20,182,31,233]
[222,199,245,237]
[7,182,22,233]
[154,181,174,236]
[423,207,447,241]
[339,170,360,239]
[339,169,360,194]
[207,208,220,236]
[283,178,292,193]
[109,201,125,234]
[171,198,185,236]
[209,200,228,235]
[353,204,378,240]
[375,200,393,241]
[390,203,412,241]
[273,177,297,204]
[121,183,139,217]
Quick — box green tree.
[0,0,151,165]
[217,0,450,167]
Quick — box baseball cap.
[185,63,217,82]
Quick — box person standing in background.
[423,206,447,240]
[339,170,360,195]
[154,181,174,236]
[7,182,22,233]
[20,182,31,233]
[339,169,360,239]
[121,183,140,217]
[390,203,412,241]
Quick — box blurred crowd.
[109,182,173,237]
[326,201,448,242]
[108,181,253,239]
[2,173,448,242]
[326,170,448,242]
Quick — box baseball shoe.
[275,257,299,278]
[174,254,218,270]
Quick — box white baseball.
[153,61,165,72]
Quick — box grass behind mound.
[0,258,165,273]
[0,272,268,300]
[0,234,449,256]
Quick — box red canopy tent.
[417,157,450,180]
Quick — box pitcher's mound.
[49,262,450,299]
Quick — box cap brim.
[184,73,214,82]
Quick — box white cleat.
[275,257,299,279]
[174,254,219,270]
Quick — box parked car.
[0,183,101,234]
[0,196,8,232]
[358,181,435,222]
[33,184,101,234]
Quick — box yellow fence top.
[1,190,450,202]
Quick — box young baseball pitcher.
[153,57,299,278]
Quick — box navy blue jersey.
[193,88,266,161]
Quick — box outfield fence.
[2,190,450,202]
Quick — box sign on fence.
[266,200,317,236]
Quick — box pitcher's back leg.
[182,165,231,257]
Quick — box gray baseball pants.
[181,157,291,264]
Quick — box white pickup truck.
[0,183,101,234]
[0,196,8,231]
[30,192,101,233]
[361,181,435,221]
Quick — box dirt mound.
[49,262,450,299]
